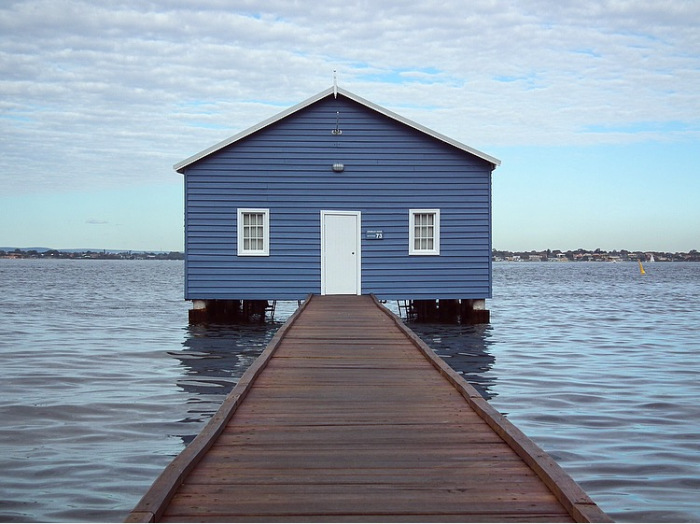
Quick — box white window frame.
[409,209,440,255]
[237,208,270,256]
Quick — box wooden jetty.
[127,295,610,522]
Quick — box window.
[409,209,440,255]
[237,209,269,256]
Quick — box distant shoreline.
[0,249,183,260]
[2,247,698,262]
[494,248,699,262]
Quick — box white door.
[321,211,361,295]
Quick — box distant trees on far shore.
[493,248,699,262]
[0,249,184,260]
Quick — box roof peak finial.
[333,70,338,98]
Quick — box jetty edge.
[126,294,611,522]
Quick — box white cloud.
[1,0,699,195]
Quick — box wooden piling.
[188,299,271,324]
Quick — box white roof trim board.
[174,86,501,173]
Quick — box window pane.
[412,212,437,253]
[241,212,266,253]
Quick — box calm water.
[0,260,698,522]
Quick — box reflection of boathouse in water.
[170,323,279,445]
[175,86,500,324]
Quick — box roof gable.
[174,87,500,173]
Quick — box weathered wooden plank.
[162,514,571,523]
[227,413,480,427]
[238,384,466,398]
[183,465,547,486]
[202,444,522,463]
[264,359,428,369]
[230,392,469,407]
[275,342,419,353]
[254,366,453,382]
[163,484,568,518]
[229,408,479,420]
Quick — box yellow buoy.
[639,260,646,275]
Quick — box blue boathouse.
[175,86,500,323]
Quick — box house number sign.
[365,230,383,240]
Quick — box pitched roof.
[174,86,501,173]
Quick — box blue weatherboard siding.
[182,93,494,301]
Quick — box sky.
[1,0,698,252]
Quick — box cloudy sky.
[1,0,698,252]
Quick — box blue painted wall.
[183,94,494,301]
